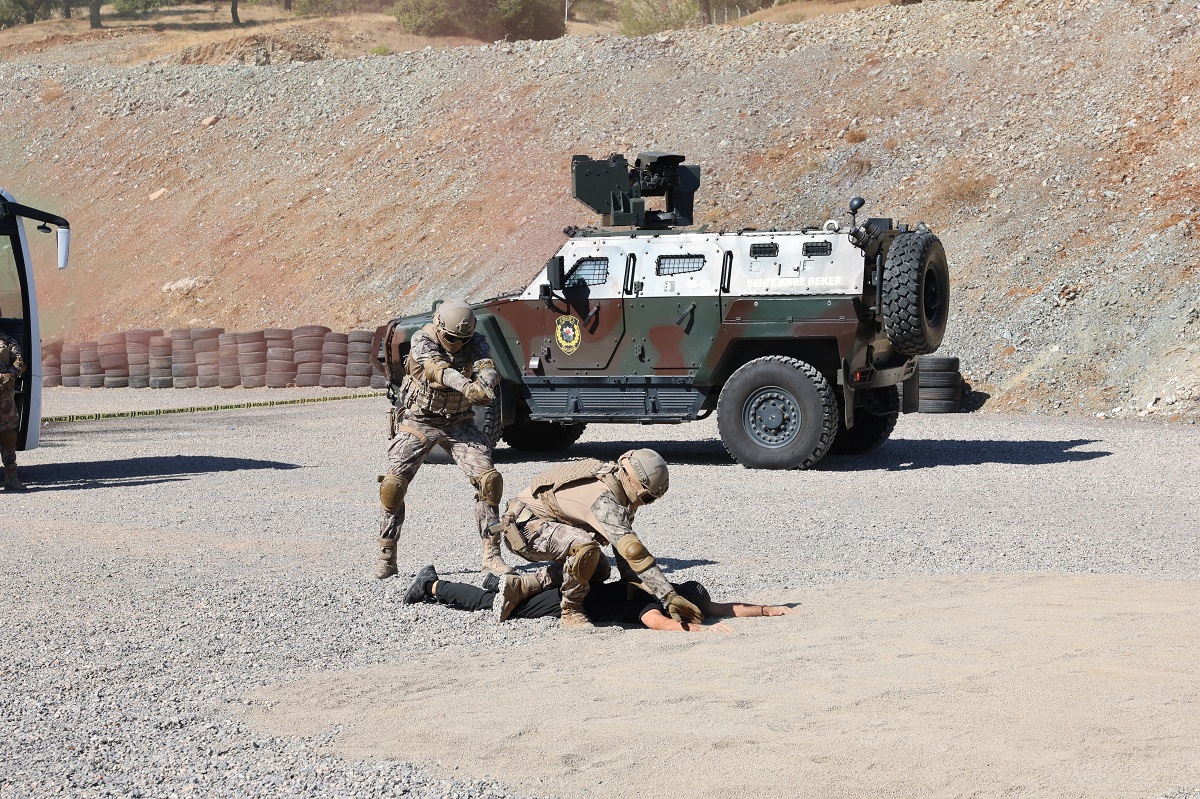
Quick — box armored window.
[565,257,610,287]
[655,254,706,276]
[749,242,778,258]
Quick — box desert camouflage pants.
[379,415,498,542]
[1,391,17,467]
[516,520,612,609]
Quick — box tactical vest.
[404,324,477,418]
[529,458,629,523]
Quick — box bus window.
[0,235,22,323]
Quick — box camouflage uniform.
[502,458,685,623]
[377,322,503,575]
[0,330,26,490]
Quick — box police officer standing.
[374,299,513,580]
[0,322,27,491]
[494,448,703,628]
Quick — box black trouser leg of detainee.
[433,581,494,612]
[433,581,564,618]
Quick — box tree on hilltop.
[5,0,53,25]
[393,0,565,41]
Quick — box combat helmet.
[433,299,476,353]
[617,448,669,505]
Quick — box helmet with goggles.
[433,299,477,351]
[617,448,669,505]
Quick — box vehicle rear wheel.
[829,386,900,455]
[717,356,837,470]
[502,415,588,452]
[882,231,950,355]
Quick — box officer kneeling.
[494,449,702,629]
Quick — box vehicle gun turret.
[570,152,700,229]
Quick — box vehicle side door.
[625,239,723,372]
[538,242,628,373]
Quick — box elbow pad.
[423,358,450,386]
[615,533,655,574]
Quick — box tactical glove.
[661,590,704,624]
[462,380,495,406]
[0,374,13,391]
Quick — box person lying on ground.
[401,564,793,632]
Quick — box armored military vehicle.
[378,152,949,470]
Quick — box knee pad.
[378,474,409,513]
[566,540,602,582]
[471,467,503,505]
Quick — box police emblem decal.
[554,315,581,355]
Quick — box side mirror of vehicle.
[57,227,71,270]
[546,255,565,292]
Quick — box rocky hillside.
[2,0,1199,421]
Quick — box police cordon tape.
[42,392,387,424]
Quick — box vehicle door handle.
[624,254,636,295]
[675,302,696,326]
[583,305,598,327]
[720,250,733,293]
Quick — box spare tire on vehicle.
[881,231,950,355]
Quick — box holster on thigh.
[566,539,602,583]
[499,500,541,561]
[377,474,409,513]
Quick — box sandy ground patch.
[250,573,1200,799]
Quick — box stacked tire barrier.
[917,355,962,413]
[237,330,267,389]
[125,329,162,389]
[98,332,128,388]
[193,328,223,388]
[41,341,63,387]
[44,325,383,390]
[265,329,295,388]
[347,331,375,389]
[292,325,329,388]
[170,328,197,389]
[218,333,240,389]
[60,343,80,387]
[79,341,103,388]
[149,335,174,388]
[320,332,348,388]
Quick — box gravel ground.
[3,389,1199,797]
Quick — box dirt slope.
[2,0,1199,420]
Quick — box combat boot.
[404,564,439,604]
[559,597,594,629]
[481,531,515,577]
[372,537,398,580]
[494,572,543,622]
[3,465,24,492]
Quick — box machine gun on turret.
[570,152,701,229]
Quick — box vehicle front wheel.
[716,356,838,470]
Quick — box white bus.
[0,190,70,452]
